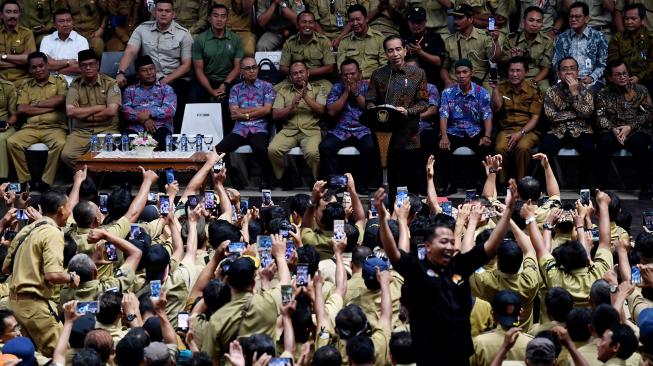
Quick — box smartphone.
[105,243,118,261]
[296,263,309,286]
[591,227,599,242]
[3,230,16,241]
[8,183,20,193]
[328,175,348,190]
[15,209,28,221]
[396,186,408,208]
[228,242,246,255]
[465,189,476,203]
[129,224,141,240]
[333,219,345,241]
[76,301,99,314]
[258,235,273,267]
[99,193,109,214]
[204,190,215,210]
[165,168,175,185]
[580,189,590,206]
[147,192,157,203]
[213,160,224,172]
[442,201,453,216]
[342,192,351,207]
[632,266,642,285]
[285,239,295,260]
[187,195,199,210]
[262,189,272,206]
[159,195,170,215]
[269,357,294,366]
[177,312,189,331]
[417,244,426,260]
[150,280,162,299]
[488,16,495,31]
[241,199,249,215]
[279,229,289,238]
[369,193,378,217]
[643,211,653,231]
[281,285,293,305]
[489,64,498,81]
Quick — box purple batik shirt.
[327,81,371,140]
[229,79,275,137]
[122,81,177,132]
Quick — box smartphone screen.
[241,199,249,215]
[228,242,246,255]
[147,192,157,202]
[129,224,141,240]
[150,280,162,299]
[159,195,170,215]
[8,183,20,193]
[105,243,118,261]
[177,312,189,330]
[15,209,28,221]
[76,301,99,314]
[165,168,175,184]
[187,195,199,210]
[396,186,408,208]
[644,211,653,231]
[417,244,426,260]
[442,201,453,216]
[281,285,292,305]
[99,193,109,214]
[3,230,16,241]
[632,266,642,285]
[369,193,378,217]
[269,357,294,366]
[285,239,295,260]
[257,235,273,267]
[296,263,309,286]
[465,190,476,203]
[333,220,345,241]
[204,190,215,209]
[262,189,272,206]
[488,16,495,31]
[580,189,590,206]
[213,160,224,172]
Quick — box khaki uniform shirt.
[59,262,136,305]
[314,325,390,366]
[608,28,653,83]
[305,0,369,39]
[471,328,533,366]
[538,248,613,307]
[67,74,122,131]
[62,0,104,37]
[280,33,335,70]
[367,0,405,36]
[0,25,36,82]
[214,0,254,33]
[345,270,404,329]
[174,0,210,35]
[300,227,336,260]
[470,255,541,331]
[443,27,495,82]
[520,0,561,33]
[0,79,17,120]
[4,217,63,299]
[191,312,211,351]
[466,0,516,34]
[203,288,282,359]
[128,20,194,80]
[575,0,613,29]
[18,0,56,34]
[495,80,543,131]
[17,75,68,128]
[273,82,328,136]
[616,0,653,31]
[407,0,450,32]
[163,256,197,328]
[579,340,641,366]
[502,31,554,80]
[337,28,386,79]
[470,297,494,337]
[95,321,128,345]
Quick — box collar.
[80,76,102,87]
[137,80,162,89]
[242,79,263,89]
[0,25,17,34]
[55,30,78,42]
[41,216,60,228]
[523,31,544,45]
[605,358,628,366]
[151,21,176,34]
[507,81,528,94]
[352,27,379,40]
[298,32,318,44]
[209,28,230,39]
[33,75,58,87]
[458,27,481,40]
[454,82,479,97]
[291,82,313,93]
[572,26,591,38]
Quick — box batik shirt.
[229,79,276,137]
[552,26,608,82]
[543,82,594,138]
[439,82,492,138]
[327,80,370,140]
[419,83,440,133]
[122,81,176,132]
[597,83,653,136]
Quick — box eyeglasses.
[559,66,578,72]
[569,15,585,19]
[241,65,258,71]
[79,62,97,69]
[613,72,629,78]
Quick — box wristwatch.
[116,69,126,76]
[543,223,555,231]
[126,313,137,322]
[609,285,618,294]
[1,54,7,61]
[280,2,288,7]
[524,216,536,226]
[69,273,76,284]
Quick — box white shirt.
[39,30,89,85]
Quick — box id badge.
[336,13,345,28]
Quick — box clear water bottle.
[104,135,113,151]
[180,134,188,152]
[195,134,203,151]
[165,134,173,152]
[121,133,129,151]
[90,134,98,152]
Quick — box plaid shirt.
[326,81,371,140]
[439,83,492,138]
[122,81,176,132]
[229,79,276,137]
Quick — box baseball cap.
[362,254,390,281]
[3,337,37,366]
[453,3,475,17]
[526,337,556,363]
[639,308,653,354]
[406,7,426,21]
[144,342,170,364]
[491,290,522,328]
[454,58,474,70]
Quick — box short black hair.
[115,336,145,366]
[73,200,97,228]
[0,0,19,12]
[517,176,541,201]
[545,287,573,322]
[208,220,241,249]
[425,222,453,243]
[203,279,231,317]
[389,331,414,364]
[289,60,308,71]
[27,51,48,65]
[312,345,342,366]
[497,240,523,274]
[566,307,592,342]
[569,1,589,16]
[383,35,404,51]
[321,202,345,230]
[347,4,367,18]
[636,232,653,262]
[352,245,372,268]
[624,3,646,18]
[296,10,315,22]
[346,336,375,364]
[72,348,102,366]
[606,191,621,221]
[297,245,320,276]
[608,59,627,75]
[552,240,589,272]
[591,304,620,336]
[53,8,71,22]
[0,309,14,335]
[96,291,123,325]
[209,3,228,15]
[288,194,311,217]
[508,56,529,72]
[155,0,174,6]
[523,5,544,18]
[40,190,67,215]
[340,58,360,70]
[609,323,638,360]
[557,56,579,71]
[589,279,611,307]
[335,304,368,339]
[241,334,276,365]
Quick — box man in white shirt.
[39,8,89,85]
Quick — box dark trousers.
[596,131,651,188]
[539,132,595,187]
[125,127,171,151]
[168,79,189,134]
[419,128,438,192]
[387,147,422,203]
[215,132,273,182]
[319,133,375,190]
[188,79,233,135]
[437,133,491,188]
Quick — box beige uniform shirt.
[345,270,404,328]
[280,33,335,70]
[575,0,613,29]
[305,0,370,39]
[17,75,68,128]
[443,27,496,82]
[273,82,329,136]
[337,28,386,79]
[616,0,653,31]
[471,328,533,366]
[0,79,16,120]
[407,0,450,32]
[59,262,136,305]
[0,25,36,82]
[67,73,122,131]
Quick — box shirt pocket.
[10,37,25,55]
[158,35,182,60]
[306,48,324,63]
[343,48,360,59]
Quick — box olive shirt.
[67,74,122,131]
[58,262,136,305]
[4,217,63,299]
[519,0,560,33]
[443,27,495,83]
[61,0,105,37]
[538,248,613,307]
[345,270,404,329]
[17,0,56,35]
[407,0,450,32]
[471,328,533,366]
[616,0,653,31]
[470,255,541,331]
[17,75,68,128]
[466,0,516,34]
[314,325,390,366]
[203,288,282,360]
[273,82,329,136]
[163,256,197,328]
[192,28,244,82]
[128,20,194,80]
[280,32,335,71]
[0,25,36,83]
[574,0,613,29]
[608,28,653,84]
[501,31,554,81]
[470,297,494,337]
[494,80,543,132]
[336,28,386,79]
[0,79,16,119]
[367,0,405,36]
[174,0,210,35]
[301,227,336,260]
[305,0,370,39]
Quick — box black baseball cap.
[407,7,427,21]
[453,3,475,17]
[491,290,522,327]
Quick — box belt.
[9,292,42,301]
[592,25,612,31]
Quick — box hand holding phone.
[580,189,590,206]
[177,312,189,331]
[165,168,175,184]
[296,263,309,286]
[150,280,162,299]
[99,193,109,214]
[159,195,170,215]
[76,301,99,314]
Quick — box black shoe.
[639,187,653,200]
[281,171,295,191]
[259,179,271,190]
[437,183,457,197]
[30,180,50,192]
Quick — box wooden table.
[76,152,208,173]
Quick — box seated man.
[437,58,493,196]
[319,58,373,194]
[255,0,301,51]
[596,60,653,198]
[122,55,177,150]
[0,78,17,182]
[215,56,275,189]
[0,0,37,86]
[39,8,89,86]
[268,60,328,188]
[7,51,67,187]
[336,5,387,80]
[540,56,595,188]
[490,56,542,185]
[62,49,121,168]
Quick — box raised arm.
[167,211,184,262]
[481,155,502,199]
[185,205,203,263]
[462,205,482,254]
[510,220,536,258]
[595,190,612,251]
[152,292,177,345]
[124,167,159,223]
[377,188,401,263]
[425,155,441,214]
[394,197,411,253]
[272,233,291,285]
[376,268,392,332]
[52,301,80,366]
[280,300,297,355]
[333,238,348,299]
[483,179,517,256]
[88,228,142,274]
[533,153,560,197]
[182,151,222,201]
[301,181,326,229]
[189,242,228,300]
[67,166,87,209]
[521,201,549,259]
[345,173,365,225]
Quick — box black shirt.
[401,27,445,87]
[393,243,490,366]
